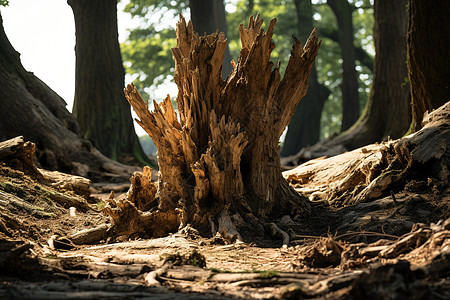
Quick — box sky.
[1,0,173,136]
[2,0,76,107]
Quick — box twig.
[390,190,398,206]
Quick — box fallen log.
[0,136,44,180]
[0,190,55,218]
[284,101,450,206]
[39,169,91,199]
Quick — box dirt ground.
[1,162,450,299]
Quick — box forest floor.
[1,161,450,299]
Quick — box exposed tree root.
[284,101,450,207]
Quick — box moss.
[0,181,28,199]
[95,201,106,211]
[209,268,231,274]
[256,270,278,279]
[161,250,206,268]
[208,268,278,279]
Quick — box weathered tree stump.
[106,15,320,241]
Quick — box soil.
[1,162,450,299]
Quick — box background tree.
[328,0,410,148]
[121,0,376,147]
[407,0,450,131]
[327,0,360,132]
[280,0,330,156]
[0,11,137,180]
[68,0,149,165]
[283,0,411,165]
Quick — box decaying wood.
[69,224,112,245]
[0,242,34,270]
[126,166,158,211]
[284,101,450,206]
[110,14,320,242]
[0,136,44,180]
[0,190,55,218]
[39,169,91,199]
[0,137,95,214]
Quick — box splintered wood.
[115,14,320,241]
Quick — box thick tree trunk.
[281,0,330,157]
[282,0,410,166]
[68,0,148,164]
[407,0,450,131]
[328,0,360,132]
[106,15,320,241]
[0,12,139,182]
[331,0,410,146]
[320,27,373,71]
[189,0,233,78]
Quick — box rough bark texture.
[407,0,450,131]
[327,0,360,132]
[0,136,44,181]
[68,0,149,164]
[107,15,320,241]
[189,0,233,78]
[0,12,139,182]
[281,0,330,157]
[284,101,450,207]
[282,0,410,167]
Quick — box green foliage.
[256,270,278,278]
[121,0,375,140]
[0,0,9,7]
[121,0,188,99]
[122,26,177,99]
[226,0,298,72]
[161,250,207,268]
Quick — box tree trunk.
[282,0,410,166]
[333,0,410,146]
[281,0,330,157]
[189,0,233,78]
[407,0,450,131]
[106,15,320,241]
[68,0,148,164]
[327,0,360,132]
[0,11,139,182]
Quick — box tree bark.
[285,101,450,207]
[107,15,320,241]
[189,0,233,78]
[333,0,410,146]
[282,0,410,166]
[281,0,330,157]
[407,0,450,131]
[68,0,149,164]
[327,0,360,132]
[0,11,140,182]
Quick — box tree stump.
[107,15,320,241]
